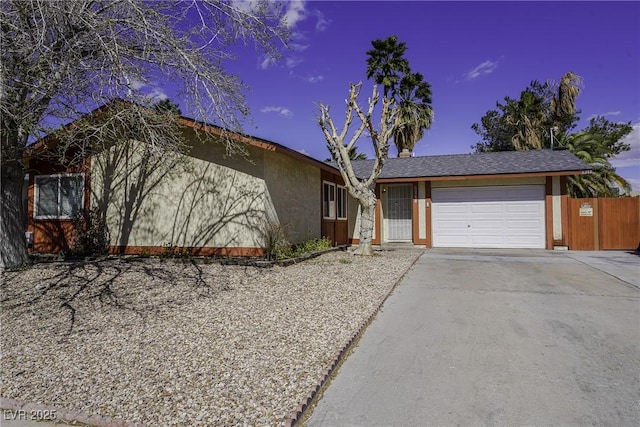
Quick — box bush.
[71,208,110,257]
[258,221,334,260]
[295,237,333,255]
[259,221,291,261]
[273,236,333,260]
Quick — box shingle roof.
[350,149,591,179]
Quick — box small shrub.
[71,208,110,257]
[295,237,333,255]
[273,241,294,260]
[259,221,291,261]
[259,221,334,261]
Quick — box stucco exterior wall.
[263,149,321,243]
[91,139,272,250]
[89,128,327,251]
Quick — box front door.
[386,184,412,241]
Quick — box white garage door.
[432,185,546,248]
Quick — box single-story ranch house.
[24,108,591,255]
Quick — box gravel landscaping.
[0,248,422,426]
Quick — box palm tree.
[550,71,582,132]
[349,145,368,160]
[366,36,434,156]
[392,72,434,155]
[366,36,410,98]
[560,131,631,197]
[504,89,547,150]
[324,145,367,163]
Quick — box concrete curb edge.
[283,250,425,426]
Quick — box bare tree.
[318,83,396,256]
[0,0,289,268]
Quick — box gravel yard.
[0,248,422,426]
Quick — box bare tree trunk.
[1,0,291,266]
[318,83,396,256]
[1,159,29,269]
[353,194,376,256]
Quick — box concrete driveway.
[306,249,640,427]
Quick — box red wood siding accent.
[412,182,426,245]
[320,170,348,246]
[26,155,91,254]
[109,246,265,257]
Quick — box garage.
[432,185,546,248]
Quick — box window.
[323,181,335,219]
[337,186,348,220]
[35,174,84,219]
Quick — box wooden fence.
[567,197,640,250]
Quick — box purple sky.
[159,1,640,190]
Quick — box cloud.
[230,0,257,13]
[304,74,324,83]
[465,59,499,80]
[313,9,330,31]
[587,111,622,121]
[259,55,277,70]
[127,77,168,101]
[147,87,168,102]
[286,57,304,69]
[282,0,307,28]
[128,76,147,90]
[289,43,309,52]
[610,123,640,169]
[278,1,328,31]
[260,106,293,117]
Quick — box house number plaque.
[579,202,593,217]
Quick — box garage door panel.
[432,185,545,249]
[469,203,503,214]
[437,220,469,228]
[506,219,543,230]
[436,203,467,214]
[471,219,503,229]
[505,203,543,213]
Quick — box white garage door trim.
[432,185,546,248]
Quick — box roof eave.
[177,118,339,174]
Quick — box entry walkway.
[306,249,640,426]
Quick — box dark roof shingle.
[350,149,590,179]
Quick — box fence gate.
[568,197,640,250]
